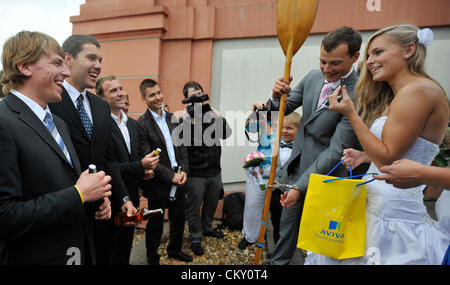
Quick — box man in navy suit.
[49,34,130,265]
[0,31,112,265]
[95,75,159,264]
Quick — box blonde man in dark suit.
[0,31,111,265]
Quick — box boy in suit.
[0,31,112,265]
[270,112,301,244]
[49,34,130,265]
[137,79,192,265]
[95,75,159,264]
[239,112,301,249]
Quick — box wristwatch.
[122,196,131,205]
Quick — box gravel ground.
[132,219,268,265]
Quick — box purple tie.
[317,82,331,109]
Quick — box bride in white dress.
[305,24,450,265]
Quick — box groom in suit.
[255,26,363,265]
[137,79,192,265]
[49,34,130,265]
[0,31,112,265]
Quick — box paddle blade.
[277,0,319,56]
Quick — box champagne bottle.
[114,208,163,226]
[169,166,181,201]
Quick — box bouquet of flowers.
[243,151,266,169]
[243,151,267,190]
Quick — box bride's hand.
[329,85,355,117]
[342,148,365,170]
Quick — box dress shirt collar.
[63,80,87,104]
[111,110,128,125]
[149,107,166,122]
[10,89,51,123]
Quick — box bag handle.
[324,160,377,187]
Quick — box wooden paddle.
[253,0,319,265]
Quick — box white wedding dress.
[305,116,450,265]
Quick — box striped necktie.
[76,94,93,139]
[44,112,72,166]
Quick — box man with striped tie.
[0,31,112,265]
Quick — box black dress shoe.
[191,243,204,256]
[168,251,193,262]
[204,229,224,238]
[238,237,254,250]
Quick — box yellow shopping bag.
[297,161,376,259]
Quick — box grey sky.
[0,0,85,69]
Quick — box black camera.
[182,94,209,104]
[182,94,211,117]
[252,104,272,122]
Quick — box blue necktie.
[280,142,293,149]
[76,94,93,139]
[44,112,72,166]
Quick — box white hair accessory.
[417,28,433,47]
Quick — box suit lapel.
[127,119,139,159]
[6,94,74,169]
[165,112,176,134]
[112,118,131,159]
[146,109,167,149]
[312,75,326,111]
[55,117,81,173]
[305,73,327,126]
[86,92,102,141]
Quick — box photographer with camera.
[176,81,231,256]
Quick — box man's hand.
[172,171,187,187]
[142,151,159,170]
[75,170,112,203]
[142,169,154,180]
[252,101,267,111]
[280,188,301,208]
[272,76,293,99]
[95,197,111,220]
[178,171,187,186]
[174,109,190,120]
[210,107,221,117]
[120,201,138,226]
